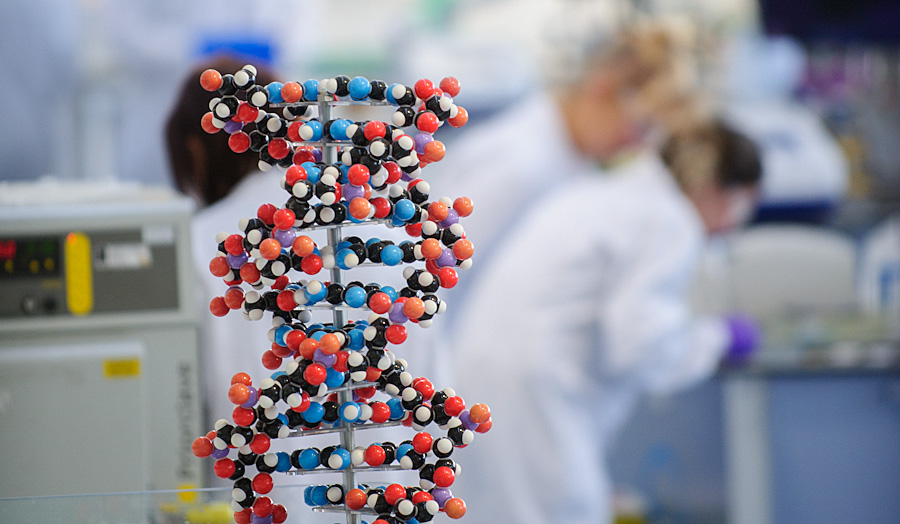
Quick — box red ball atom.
[229,132,250,153]
[257,203,277,224]
[252,472,274,495]
[261,350,282,370]
[345,488,367,510]
[414,78,436,100]
[272,209,295,230]
[209,296,228,317]
[440,76,460,97]
[213,458,236,479]
[364,444,386,467]
[304,363,327,385]
[385,324,408,345]
[209,257,230,278]
[191,436,214,458]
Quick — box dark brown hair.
[165,56,276,207]
[661,120,762,191]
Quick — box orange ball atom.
[424,140,446,162]
[420,238,443,260]
[199,69,223,91]
[428,201,450,222]
[228,383,250,405]
[280,81,303,103]
[452,239,474,260]
[469,403,491,424]
[292,235,316,257]
[444,497,467,519]
[259,238,282,260]
[319,333,341,355]
[348,197,371,220]
[231,372,252,386]
[298,338,319,360]
[448,106,468,127]
[440,76,460,97]
[453,196,473,217]
[200,112,220,134]
[403,297,425,319]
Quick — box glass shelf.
[0,482,409,524]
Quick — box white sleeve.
[596,207,730,393]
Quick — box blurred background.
[1,1,899,523]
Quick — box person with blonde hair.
[424,21,761,524]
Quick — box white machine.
[0,181,203,497]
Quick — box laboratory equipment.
[190,66,489,524]
[0,181,203,498]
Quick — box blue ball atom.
[348,76,371,100]
[344,286,367,308]
[266,82,284,104]
[302,79,319,101]
[380,244,403,266]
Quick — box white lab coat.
[425,93,729,524]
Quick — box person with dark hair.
[422,22,763,524]
[165,56,287,427]
[661,120,762,234]
[166,56,276,207]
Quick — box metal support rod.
[319,90,360,524]
[724,376,772,524]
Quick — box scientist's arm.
[597,210,732,393]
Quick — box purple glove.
[724,314,760,363]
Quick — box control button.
[43,296,58,313]
[21,296,39,315]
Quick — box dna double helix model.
[190,64,492,524]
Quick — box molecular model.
[190,64,492,524]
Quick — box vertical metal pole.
[723,375,772,524]
[319,91,359,524]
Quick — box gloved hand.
[723,313,760,364]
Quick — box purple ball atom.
[241,386,259,409]
[224,119,243,134]
[211,447,229,460]
[251,513,273,524]
[460,409,478,431]
[272,228,295,246]
[343,183,365,200]
[436,247,456,268]
[226,251,249,269]
[313,348,337,367]
[439,209,459,228]
[388,302,408,324]
[432,487,453,507]
[414,133,434,154]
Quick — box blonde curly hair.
[586,20,709,136]
[576,21,760,191]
